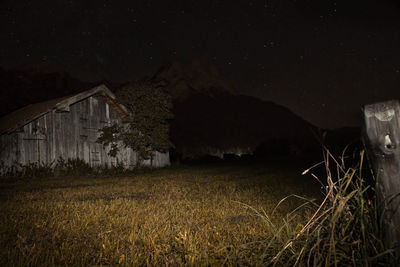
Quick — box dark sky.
[1,0,400,129]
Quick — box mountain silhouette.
[0,63,94,117]
[153,60,320,160]
[153,59,237,101]
[0,60,357,161]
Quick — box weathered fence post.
[363,100,400,263]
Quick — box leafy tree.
[97,81,173,165]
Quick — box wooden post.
[363,100,400,262]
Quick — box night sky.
[1,0,400,129]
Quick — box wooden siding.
[0,94,170,173]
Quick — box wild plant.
[251,149,396,266]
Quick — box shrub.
[0,161,53,179]
[0,157,157,179]
[54,158,93,177]
[97,81,173,166]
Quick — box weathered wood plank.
[0,87,170,174]
[363,99,400,263]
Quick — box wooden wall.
[0,94,170,173]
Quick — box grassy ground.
[0,160,322,266]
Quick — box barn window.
[79,100,89,120]
[14,127,24,133]
[89,97,99,116]
[106,103,110,119]
[89,97,93,116]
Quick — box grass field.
[0,160,335,265]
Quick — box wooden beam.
[362,99,400,263]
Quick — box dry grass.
[0,161,320,266]
[268,151,396,266]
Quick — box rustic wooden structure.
[363,100,400,262]
[0,84,170,174]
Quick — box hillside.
[153,60,320,159]
[0,63,94,117]
[0,60,359,160]
[153,60,237,101]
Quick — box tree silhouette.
[97,81,173,166]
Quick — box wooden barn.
[0,84,170,173]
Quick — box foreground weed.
[259,150,396,266]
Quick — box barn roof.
[0,84,128,134]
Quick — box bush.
[54,158,93,177]
[0,157,157,179]
[0,161,53,179]
[97,81,173,166]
